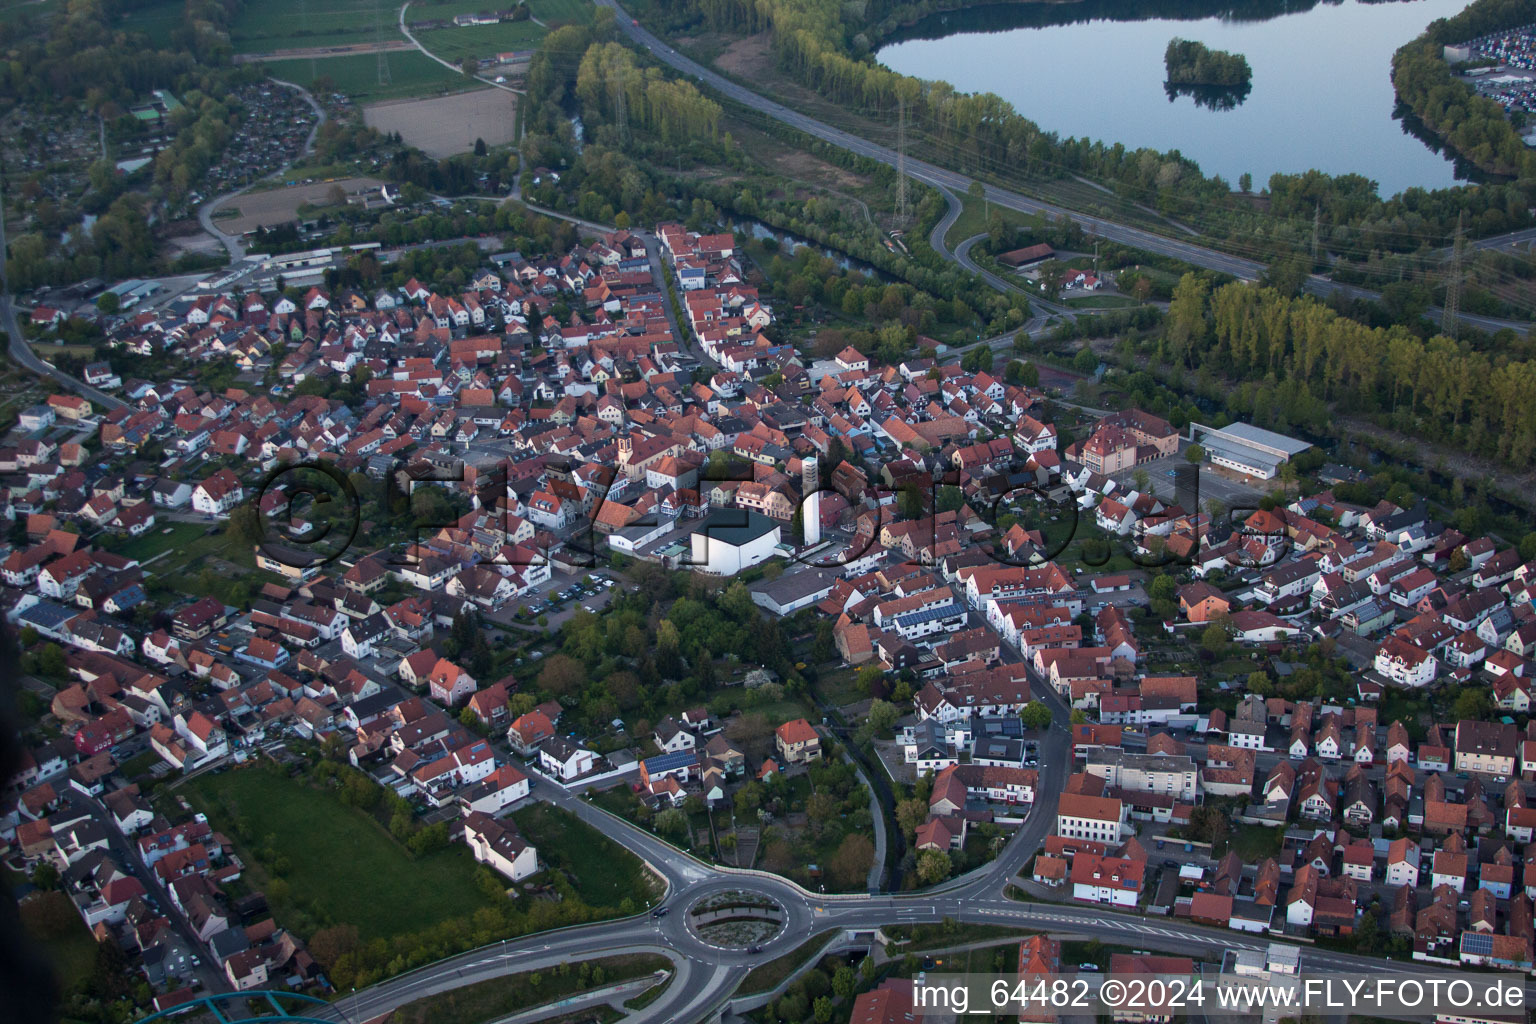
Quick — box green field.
[231,0,403,54]
[528,0,591,23]
[108,521,210,564]
[19,890,100,992]
[117,0,187,38]
[414,0,590,22]
[264,50,468,102]
[182,764,489,942]
[1066,294,1139,309]
[0,0,59,25]
[511,803,658,909]
[942,193,1037,252]
[415,20,547,64]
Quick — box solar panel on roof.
[1461,931,1495,955]
[642,750,697,772]
[893,603,961,628]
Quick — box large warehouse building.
[1189,422,1312,480]
[689,510,782,575]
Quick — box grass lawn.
[739,929,839,995]
[890,922,1036,951]
[511,802,658,909]
[117,749,166,782]
[108,521,208,563]
[1229,823,1283,861]
[949,940,1023,974]
[388,954,668,1024]
[263,51,469,102]
[30,342,96,359]
[815,667,868,708]
[19,890,100,992]
[1055,535,1139,575]
[181,763,488,942]
[529,0,591,23]
[1066,294,1139,309]
[940,193,1038,252]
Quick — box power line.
[896,93,908,227]
[1443,210,1464,336]
[376,0,391,87]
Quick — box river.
[877,0,1480,197]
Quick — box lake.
[877,0,1479,196]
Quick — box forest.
[1160,274,1536,469]
[575,42,724,144]
[1163,38,1252,87]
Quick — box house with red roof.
[775,718,821,764]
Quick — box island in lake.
[1164,37,1252,87]
[1164,37,1253,109]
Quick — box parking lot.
[482,571,621,632]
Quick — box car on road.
[1078,963,1099,971]
[747,945,763,954]
[652,907,669,917]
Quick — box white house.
[463,812,539,882]
[191,469,244,517]
[538,736,595,781]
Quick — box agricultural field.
[115,0,185,38]
[264,50,468,103]
[409,0,591,65]
[213,175,385,234]
[413,19,546,66]
[0,0,59,25]
[363,90,516,158]
[528,0,592,24]
[414,0,590,24]
[230,0,401,55]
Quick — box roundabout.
[685,889,788,950]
